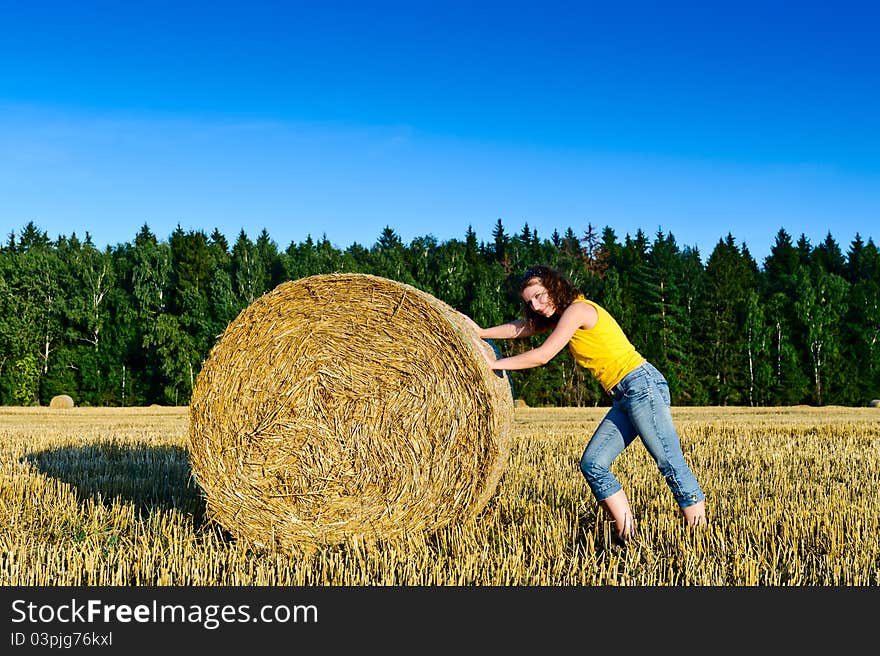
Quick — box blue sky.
[2,0,878,265]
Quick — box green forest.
[2,218,878,408]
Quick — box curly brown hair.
[518,265,582,330]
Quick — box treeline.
[1,219,879,408]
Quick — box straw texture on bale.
[188,273,513,550]
[49,394,75,409]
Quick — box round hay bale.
[870,399,880,408]
[514,398,529,408]
[188,273,513,551]
[49,394,75,409]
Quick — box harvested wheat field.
[1,404,878,586]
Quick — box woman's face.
[522,281,556,317]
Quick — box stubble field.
[1,405,878,586]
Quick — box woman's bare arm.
[477,318,536,340]
[488,302,595,371]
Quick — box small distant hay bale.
[870,399,880,408]
[49,394,75,409]
[188,273,513,551]
[514,398,529,408]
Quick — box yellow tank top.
[568,297,646,392]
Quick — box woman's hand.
[480,344,498,368]
[456,310,483,337]
[455,311,499,368]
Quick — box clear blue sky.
[2,0,878,266]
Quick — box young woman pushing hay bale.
[188,273,513,551]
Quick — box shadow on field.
[23,444,208,524]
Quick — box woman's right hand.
[456,311,483,337]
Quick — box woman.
[463,265,706,541]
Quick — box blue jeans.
[579,362,705,509]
